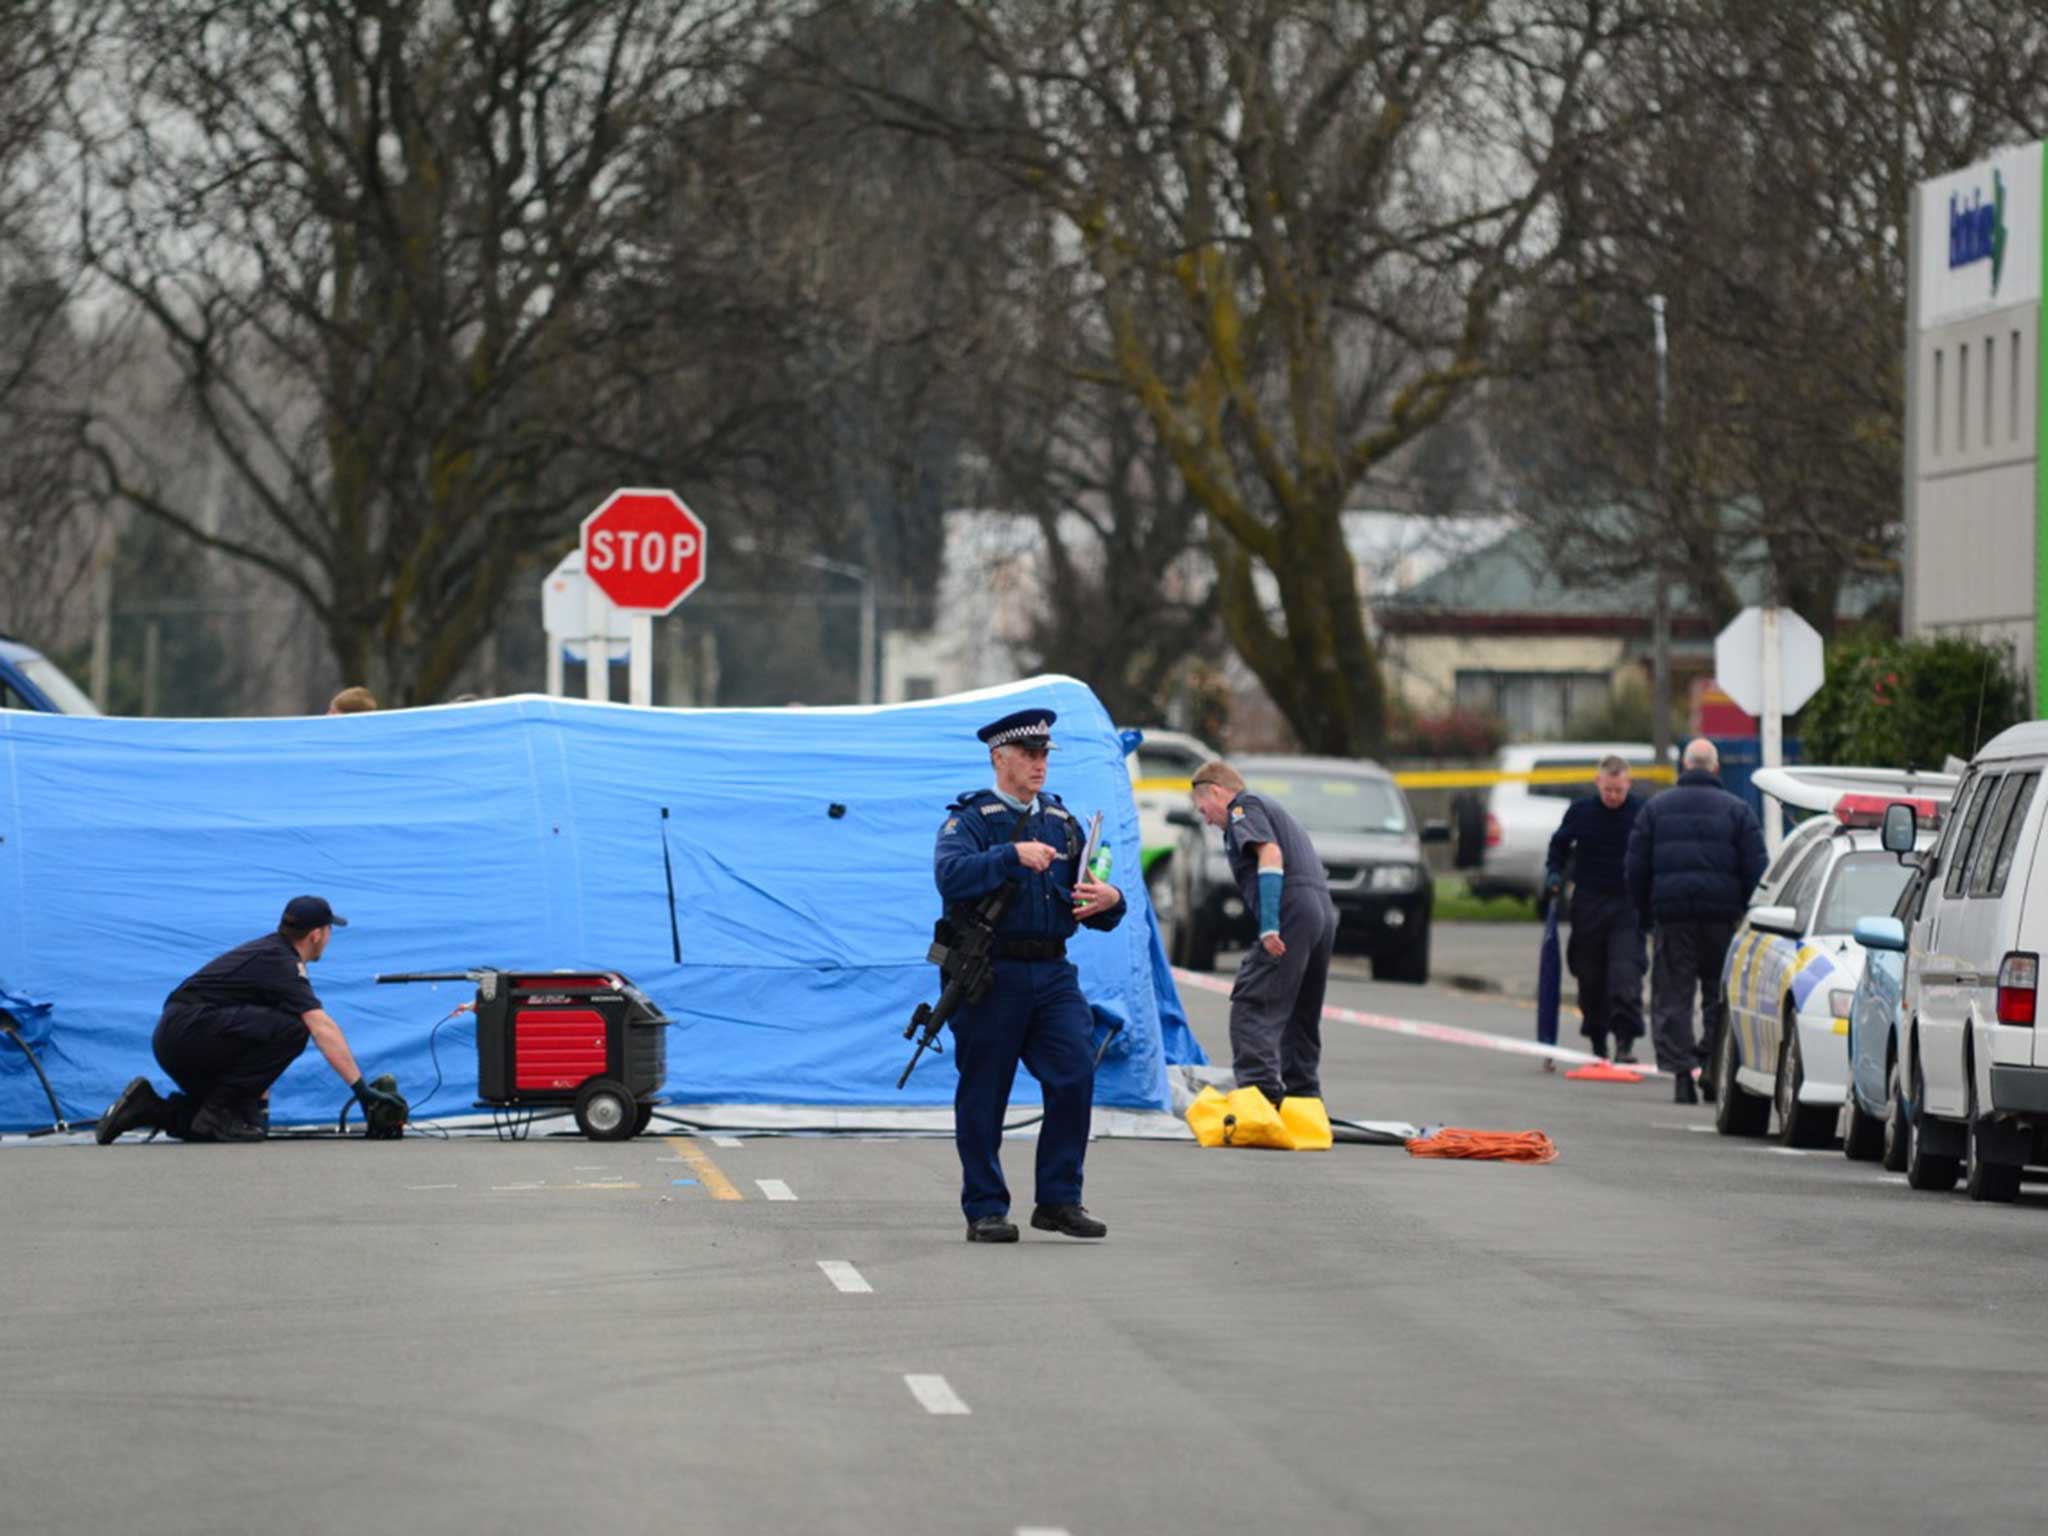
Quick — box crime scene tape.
[1132,765,1676,795]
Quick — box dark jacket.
[1625,769,1768,924]
[1546,793,1640,896]
[934,789,1126,940]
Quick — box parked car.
[1158,754,1447,982]
[1457,741,1660,903]
[0,635,98,716]
[1843,910,1912,1167]
[1892,722,2048,1202]
[1710,768,1952,1147]
[1124,726,1219,883]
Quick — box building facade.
[1905,141,2047,705]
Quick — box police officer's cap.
[282,894,348,929]
[978,708,1058,751]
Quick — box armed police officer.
[1190,760,1338,1111]
[935,708,1124,1243]
[1544,755,1647,1064]
[95,895,406,1143]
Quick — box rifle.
[897,882,1013,1088]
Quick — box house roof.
[1376,523,1895,636]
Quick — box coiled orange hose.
[1405,1128,1559,1164]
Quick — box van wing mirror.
[1880,801,1917,856]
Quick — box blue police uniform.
[935,709,1124,1235]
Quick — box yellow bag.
[1187,1085,1297,1149]
[1278,1096,1334,1151]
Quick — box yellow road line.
[665,1135,744,1200]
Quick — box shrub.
[1799,632,2026,769]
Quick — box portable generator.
[377,968,669,1140]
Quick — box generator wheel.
[575,1077,636,1141]
[633,1102,655,1137]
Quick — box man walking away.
[1626,739,1768,1103]
[1544,756,1646,1064]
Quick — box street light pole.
[1649,293,1672,771]
[729,539,877,704]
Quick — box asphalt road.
[6,963,2047,1535]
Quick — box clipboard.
[1076,811,1104,883]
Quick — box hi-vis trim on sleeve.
[979,804,1007,815]
[1048,805,1072,821]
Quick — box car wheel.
[1371,918,1431,985]
[1146,859,1176,933]
[1774,1017,1835,1148]
[1904,1059,1961,1192]
[1881,1054,1911,1173]
[1713,1012,1770,1137]
[1842,1085,1886,1162]
[1964,1065,2022,1204]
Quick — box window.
[1945,773,1999,898]
[1967,773,2030,896]
[1815,851,1915,935]
[902,675,936,701]
[1136,746,1201,780]
[2014,329,2023,443]
[1932,348,1944,454]
[0,679,27,711]
[1985,334,1996,445]
[1980,772,2039,898]
[1960,341,1970,449]
[1242,773,1410,834]
[1453,671,1612,739]
[1776,844,1830,932]
[1761,820,1829,891]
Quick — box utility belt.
[994,937,1067,961]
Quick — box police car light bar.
[1833,793,1941,829]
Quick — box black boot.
[1673,1072,1698,1105]
[1614,1039,1640,1065]
[1030,1204,1108,1239]
[95,1077,169,1143]
[965,1214,1019,1243]
[189,1094,266,1143]
[1586,1034,1609,1062]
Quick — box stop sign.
[579,488,707,614]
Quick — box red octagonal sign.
[579,488,707,615]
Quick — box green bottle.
[1086,842,1113,884]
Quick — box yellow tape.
[1133,766,1677,795]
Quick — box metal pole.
[1649,294,1672,769]
[584,582,610,702]
[859,575,878,705]
[90,508,116,711]
[1761,605,1784,859]
[629,613,654,708]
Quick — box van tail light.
[1996,952,2039,1027]
[1485,814,1502,848]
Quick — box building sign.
[1919,141,2041,327]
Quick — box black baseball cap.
[281,895,348,929]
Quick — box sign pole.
[629,613,654,709]
[1761,606,1784,858]
[546,639,564,698]
[584,581,610,703]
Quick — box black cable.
[0,1013,72,1133]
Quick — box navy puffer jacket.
[1625,770,1768,924]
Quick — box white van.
[1889,721,2048,1201]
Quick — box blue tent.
[0,677,1202,1132]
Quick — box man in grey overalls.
[1190,760,1339,1106]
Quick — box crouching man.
[96,895,405,1142]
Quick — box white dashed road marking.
[905,1374,970,1415]
[709,1135,743,1148]
[817,1260,872,1294]
[756,1178,797,1201]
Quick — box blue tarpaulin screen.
[0,676,1202,1131]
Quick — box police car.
[1711,768,1954,1148]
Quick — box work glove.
[350,1074,410,1139]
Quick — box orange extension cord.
[1405,1128,1559,1164]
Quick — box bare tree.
[1503,1,2048,635]
[72,0,769,704]
[798,0,1657,753]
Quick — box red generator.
[379,968,669,1139]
